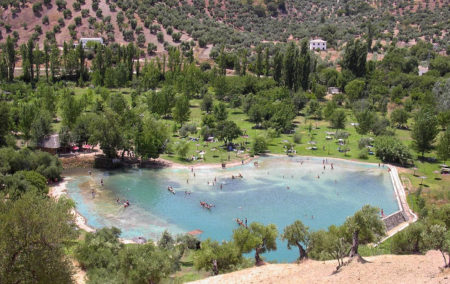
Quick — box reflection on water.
[66,156,398,262]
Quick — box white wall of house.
[309,39,327,51]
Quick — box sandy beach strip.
[48,178,95,233]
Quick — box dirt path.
[190,251,449,284]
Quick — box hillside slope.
[1,0,448,54]
[191,251,449,284]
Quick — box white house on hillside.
[309,39,327,51]
[78,38,104,48]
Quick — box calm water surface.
[66,156,398,262]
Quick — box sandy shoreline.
[48,178,96,234]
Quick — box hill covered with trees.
[1,0,449,57]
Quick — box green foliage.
[30,111,53,144]
[60,90,83,128]
[0,191,77,283]
[293,132,302,144]
[194,239,242,275]
[213,102,228,121]
[309,225,349,268]
[173,95,191,126]
[345,79,365,102]
[158,230,175,250]
[76,227,180,283]
[201,93,214,113]
[0,147,62,180]
[176,140,190,159]
[135,117,170,160]
[252,136,267,155]
[390,108,409,128]
[117,242,176,283]
[89,111,124,158]
[281,220,310,260]
[0,102,11,146]
[215,120,242,145]
[374,136,412,165]
[421,224,449,267]
[437,127,450,162]
[391,222,426,254]
[341,39,367,77]
[412,108,439,157]
[233,222,278,264]
[330,109,346,129]
[344,205,385,257]
[354,108,376,135]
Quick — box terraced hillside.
[1,0,448,56]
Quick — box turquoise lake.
[66,156,399,262]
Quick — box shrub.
[53,25,61,34]
[252,136,267,155]
[55,0,67,10]
[374,136,412,165]
[63,9,72,19]
[358,137,373,149]
[176,141,190,159]
[34,25,42,34]
[74,16,82,26]
[147,43,156,55]
[157,31,164,43]
[358,149,368,159]
[293,132,302,144]
[179,124,197,137]
[137,34,145,47]
[391,222,426,254]
[81,9,89,18]
[72,1,80,11]
[32,2,42,14]
[57,18,65,27]
[172,32,181,42]
[42,16,49,25]
[330,109,347,129]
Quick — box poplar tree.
[43,40,50,81]
[273,49,283,84]
[4,36,16,81]
[264,47,270,77]
[255,45,263,77]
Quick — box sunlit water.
[66,156,398,262]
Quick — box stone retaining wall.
[382,211,408,231]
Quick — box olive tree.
[344,205,385,258]
[0,192,77,283]
[193,239,242,275]
[233,222,278,265]
[281,220,310,260]
[421,225,450,268]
